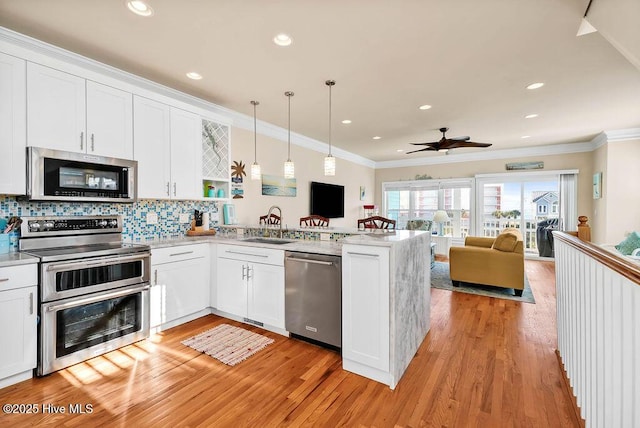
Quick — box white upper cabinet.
[0,52,26,195]
[86,80,133,159]
[134,98,202,200]
[169,107,201,200]
[26,62,133,159]
[133,96,172,199]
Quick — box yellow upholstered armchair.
[449,228,525,296]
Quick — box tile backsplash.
[0,196,219,241]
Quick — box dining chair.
[357,216,396,230]
[259,213,281,225]
[299,215,330,227]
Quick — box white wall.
[600,139,640,243]
[228,126,375,228]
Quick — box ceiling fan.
[406,127,492,154]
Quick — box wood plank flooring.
[0,260,580,427]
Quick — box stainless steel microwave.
[26,147,137,203]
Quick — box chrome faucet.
[267,205,283,238]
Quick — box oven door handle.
[45,284,151,312]
[45,253,150,272]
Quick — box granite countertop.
[0,252,40,268]
[342,230,430,247]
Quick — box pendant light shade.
[250,100,261,180]
[284,91,295,179]
[324,80,336,176]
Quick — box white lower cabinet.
[216,244,285,329]
[0,264,38,388]
[342,244,390,381]
[150,244,210,329]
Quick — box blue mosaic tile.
[0,196,219,241]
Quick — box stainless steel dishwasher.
[285,251,342,348]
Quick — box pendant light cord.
[285,91,294,160]
[251,100,259,161]
[325,80,336,157]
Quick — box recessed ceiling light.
[418,104,432,110]
[525,114,539,119]
[127,0,154,17]
[273,33,293,46]
[341,120,352,124]
[373,136,381,140]
[396,149,404,152]
[521,135,531,139]
[526,82,544,90]
[186,72,203,80]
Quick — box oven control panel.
[21,216,122,236]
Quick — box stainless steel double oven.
[20,216,151,376]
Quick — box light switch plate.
[237,228,244,237]
[179,213,190,223]
[146,212,158,225]
[210,212,220,222]
[320,233,330,241]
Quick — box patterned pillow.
[615,231,640,255]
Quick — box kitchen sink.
[242,238,294,245]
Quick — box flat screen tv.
[310,181,344,218]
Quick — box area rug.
[431,262,535,304]
[182,324,274,366]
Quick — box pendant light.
[284,91,295,179]
[324,80,336,176]
[250,100,261,180]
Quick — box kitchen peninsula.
[153,228,432,389]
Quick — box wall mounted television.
[310,181,344,218]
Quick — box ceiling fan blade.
[462,141,492,147]
[445,141,492,149]
[406,147,438,154]
[410,141,439,146]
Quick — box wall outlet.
[146,212,158,225]
[320,233,331,241]
[237,228,244,237]
[179,213,190,223]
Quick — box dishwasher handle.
[285,257,333,266]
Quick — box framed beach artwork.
[593,172,602,199]
[262,174,297,197]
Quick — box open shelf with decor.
[201,117,231,201]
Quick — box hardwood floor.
[0,259,580,427]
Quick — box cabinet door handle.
[246,266,253,280]
[29,292,34,315]
[154,269,158,285]
[242,264,247,281]
[173,183,177,196]
[80,131,84,150]
[91,133,95,151]
[166,182,170,197]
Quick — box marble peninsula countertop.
[132,229,428,257]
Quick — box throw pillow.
[615,231,640,255]
[492,232,518,252]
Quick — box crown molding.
[604,128,640,142]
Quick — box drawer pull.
[170,251,194,257]
[225,250,269,258]
[0,278,9,282]
[347,251,380,258]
